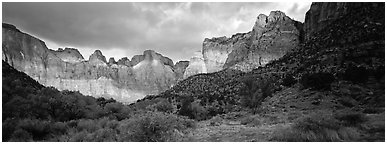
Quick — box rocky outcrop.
[183,52,207,79]
[174,61,189,81]
[88,50,107,66]
[131,51,174,68]
[50,48,84,63]
[108,57,117,66]
[132,50,177,93]
[201,11,302,73]
[202,33,251,73]
[2,23,184,103]
[117,57,131,67]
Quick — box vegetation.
[271,112,362,142]
[2,61,194,142]
[2,2,385,142]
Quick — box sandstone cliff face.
[183,52,207,79]
[117,57,132,67]
[174,60,189,81]
[50,48,85,63]
[131,50,177,93]
[2,24,181,103]
[201,11,302,73]
[202,32,251,73]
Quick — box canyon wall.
[198,10,302,74]
[2,23,184,103]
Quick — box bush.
[209,116,223,126]
[9,129,33,142]
[300,72,335,90]
[117,111,195,142]
[240,115,262,126]
[334,111,367,127]
[15,118,52,141]
[271,114,360,142]
[77,119,100,132]
[147,99,174,113]
[240,76,274,109]
[282,74,297,87]
[343,65,369,83]
[222,111,249,120]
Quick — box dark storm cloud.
[3,2,311,62]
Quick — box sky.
[2,2,311,63]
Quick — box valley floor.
[184,120,286,142]
[181,86,385,142]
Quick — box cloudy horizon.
[3,2,311,63]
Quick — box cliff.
[174,60,189,81]
[183,51,207,79]
[200,10,302,73]
[2,24,181,103]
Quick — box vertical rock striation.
[2,23,181,103]
[174,61,189,81]
[183,52,207,79]
[201,10,302,73]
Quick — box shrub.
[117,111,195,142]
[338,96,358,107]
[209,116,223,126]
[343,65,369,83]
[334,111,367,127]
[271,114,360,142]
[363,107,384,114]
[190,101,208,120]
[50,122,68,135]
[147,99,174,113]
[300,72,335,90]
[240,115,261,126]
[2,118,19,141]
[240,76,274,109]
[9,129,33,142]
[89,128,117,142]
[222,111,249,120]
[282,74,297,87]
[16,118,51,141]
[77,119,100,132]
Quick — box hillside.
[132,2,385,141]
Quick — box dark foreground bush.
[51,111,195,142]
[300,72,335,90]
[281,74,297,87]
[271,114,360,142]
[343,65,369,83]
[117,111,196,142]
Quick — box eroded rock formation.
[201,10,302,73]
[174,60,189,81]
[183,52,207,79]
[2,24,181,103]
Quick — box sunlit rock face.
[202,33,250,73]
[131,50,177,94]
[50,47,85,63]
[201,11,302,72]
[183,52,207,79]
[117,57,132,67]
[2,23,181,103]
[174,60,189,81]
